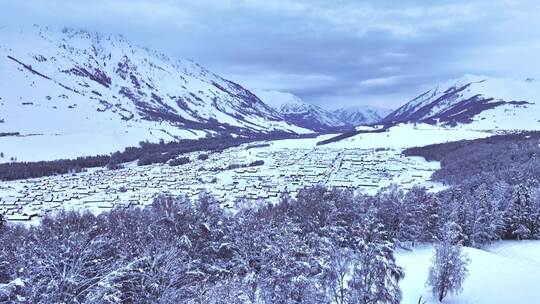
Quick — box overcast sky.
[2,0,539,109]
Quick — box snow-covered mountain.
[333,105,393,126]
[0,25,309,161]
[382,75,540,130]
[255,90,348,132]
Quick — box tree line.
[403,131,540,186]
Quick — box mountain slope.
[333,105,392,126]
[255,90,347,132]
[0,25,309,161]
[382,75,540,130]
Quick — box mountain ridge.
[0,25,309,136]
[0,25,311,162]
[381,74,540,130]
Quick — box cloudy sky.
[2,0,539,109]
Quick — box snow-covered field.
[0,129,207,163]
[331,123,493,149]
[0,136,442,223]
[397,241,540,304]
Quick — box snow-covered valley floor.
[0,124,496,223]
[397,241,540,304]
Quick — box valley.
[0,124,492,223]
[1,17,540,303]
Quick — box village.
[0,140,440,223]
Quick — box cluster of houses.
[0,142,439,223]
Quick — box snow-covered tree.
[0,214,5,239]
[348,241,404,304]
[374,184,405,242]
[201,276,253,304]
[325,248,353,304]
[468,184,504,246]
[398,186,429,246]
[505,185,539,240]
[426,223,470,302]
[420,192,444,243]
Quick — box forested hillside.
[403,131,540,186]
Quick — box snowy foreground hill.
[398,241,540,304]
[382,75,540,131]
[0,25,308,161]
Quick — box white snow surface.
[397,241,540,304]
[330,123,493,149]
[1,125,496,223]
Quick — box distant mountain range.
[255,90,392,132]
[254,90,344,132]
[260,75,540,133]
[2,25,538,162]
[332,106,393,126]
[0,25,395,161]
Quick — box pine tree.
[374,184,404,241]
[469,184,504,246]
[398,186,428,246]
[421,193,443,243]
[506,185,538,240]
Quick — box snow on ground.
[355,125,384,132]
[1,125,494,222]
[265,123,491,151]
[0,128,206,163]
[397,241,540,304]
[268,134,337,149]
[331,124,493,149]
[485,240,540,266]
[0,132,444,222]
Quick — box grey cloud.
[1,0,539,109]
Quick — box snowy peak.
[255,90,347,132]
[0,25,308,144]
[255,90,391,131]
[332,105,393,126]
[382,75,540,130]
[253,90,304,110]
